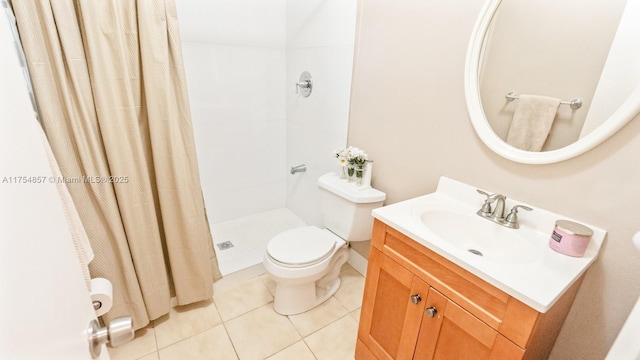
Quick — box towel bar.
[505,91,582,110]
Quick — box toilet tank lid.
[318,172,386,204]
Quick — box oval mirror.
[465,0,640,164]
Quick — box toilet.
[263,172,385,315]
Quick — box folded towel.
[506,94,561,151]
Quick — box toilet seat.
[267,226,337,268]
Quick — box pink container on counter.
[549,220,594,257]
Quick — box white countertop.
[372,176,606,313]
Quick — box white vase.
[339,165,347,179]
[354,163,365,186]
[362,162,372,188]
[354,162,372,188]
[346,164,355,182]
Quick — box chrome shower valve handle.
[295,71,313,97]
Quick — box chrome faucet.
[476,189,532,229]
[290,164,307,174]
[477,190,506,220]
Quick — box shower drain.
[467,249,483,256]
[216,241,235,250]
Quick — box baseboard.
[347,248,368,276]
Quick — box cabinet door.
[358,249,431,360]
[414,288,524,360]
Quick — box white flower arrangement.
[347,147,368,165]
[334,146,369,165]
[334,147,350,166]
[334,146,372,185]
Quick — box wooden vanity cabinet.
[356,220,584,360]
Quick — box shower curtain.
[11,0,221,330]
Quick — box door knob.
[410,294,422,304]
[426,306,438,318]
[88,316,134,358]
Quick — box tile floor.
[107,264,364,360]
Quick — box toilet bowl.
[263,172,385,315]
[264,227,349,315]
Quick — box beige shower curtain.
[12,0,221,330]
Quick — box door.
[358,249,431,359]
[0,15,107,359]
[414,288,524,360]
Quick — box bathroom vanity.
[356,219,583,359]
[355,177,606,359]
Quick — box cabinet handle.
[410,294,422,304]
[426,306,438,318]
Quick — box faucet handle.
[477,189,506,201]
[504,205,533,228]
[476,189,493,215]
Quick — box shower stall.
[176,0,358,278]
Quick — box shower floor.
[211,208,307,276]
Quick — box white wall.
[582,0,640,137]
[177,0,287,223]
[177,0,356,225]
[285,0,358,226]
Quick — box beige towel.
[38,126,94,289]
[506,94,561,151]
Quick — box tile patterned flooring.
[107,265,364,360]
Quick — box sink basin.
[371,176,607,312]
[419,210,543,264]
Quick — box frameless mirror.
[465,0,640,164]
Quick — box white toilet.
[263,172,385,315]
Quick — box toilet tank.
[317,173,386,242]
